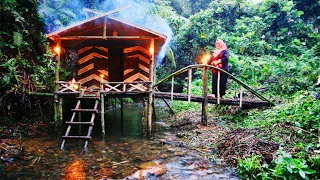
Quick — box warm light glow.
[54,46,61,55]
[149,46,154,55]
[100,74,104,78]
[73,84,79,90]
[69,78,79,90]
[202,54,210,64]
[65,159,86,180]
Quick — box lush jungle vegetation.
[0,0,319,179]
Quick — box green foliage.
[271,148,316,179]
[237,154,268,179]
[242,95,320,133]
[237,148,316,180]
[170,101,201,112]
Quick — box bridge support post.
[201,66,208,126]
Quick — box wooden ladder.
[61,89,100,150]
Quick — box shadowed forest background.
[0,0,319,179]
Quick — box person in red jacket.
[207,39,230,98]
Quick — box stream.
[1,105,238,179]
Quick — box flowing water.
[1,105,238,180]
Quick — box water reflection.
[65,158,86,180]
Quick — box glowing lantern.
[149,46,154,55]
[54,46,61,55]
[100,74,104,82]
[202,54,210,64]
[69,78,79,90]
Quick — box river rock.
[160,154,168,159]
[174,151,185,156]
[135,161,167,177]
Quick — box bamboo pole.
[57,36,158,40]
[103,19,107,38]
[240,86,243,108]
[59,98,63,122]
[100,93,105,137]
[120,98,124,133]
[54,40,61,123]
[201,66,208,126]
[27,92,54,97]
[147,39,155,135]
[171,76,174,100]
[187,68,192,103]
[217,71,220,104]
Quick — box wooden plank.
[71,109,98,113]
[62,136,91,139]
[66,122,94,125]
[57,36,158,40]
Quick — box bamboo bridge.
[55,64,273,149]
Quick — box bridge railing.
[153,64,274,107]
[100,81,152,93]
[56,81,81,94]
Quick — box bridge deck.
[154,92,271,108]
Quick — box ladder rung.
[71,109,98,113]
[76,96,100,100]
[62,136,91,139]
[65,122,94,125]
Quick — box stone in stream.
[174,151,186,156]
[127,161,166,178]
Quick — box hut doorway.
[108,48,124,82]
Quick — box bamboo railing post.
[187,68,192,103]
[201,66,208,126]
[217,71,221,104]
[240,86,243,108]
[171,76,174,100]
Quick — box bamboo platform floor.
[154,92,272,108]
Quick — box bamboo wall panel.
[77,46,108,89]
[123,46,150,83]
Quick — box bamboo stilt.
[120,98,124,133]
[147,39,155,135]
[171,76,174,100]
[201,66,208,126]
[78,103,82,135]
[217,71,220,104]
[240,86,243,108]
[59,98,63,121]
[187,68,192,103]
[54,40,61,123]
[100,93,105,137]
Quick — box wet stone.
[160,154,168,159]
[174,151,185,156]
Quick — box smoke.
[39,0,172,65]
